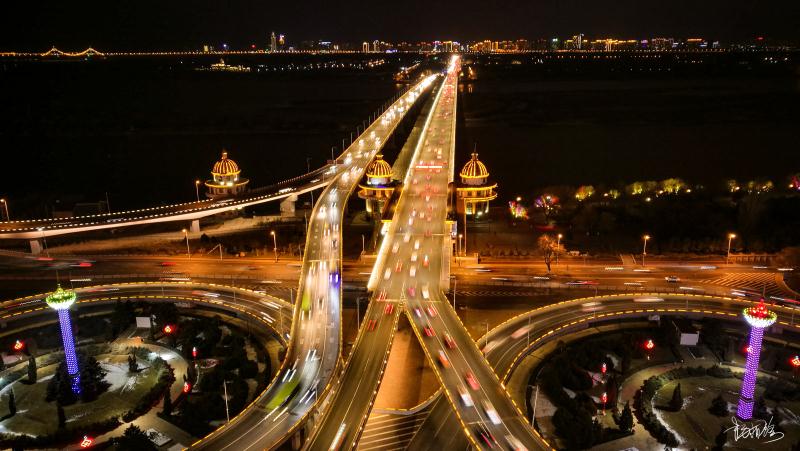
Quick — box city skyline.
[2,0,799,51]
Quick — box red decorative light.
[192,346,198,358]
[601,363,607,374]
[13,340,24,351]
[80,436,94,448]
[601,392,608,403]
[645,339,655,350]
[163,324,174,334]
[183,382,191,393]
[791,355,800,367]
[744,345,751,354]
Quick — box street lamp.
[556,234,563,266]
[458,233,463,258]
[642,234,650,266]
[601,392,608,415]
[195,180,201,202]
[727,233,737,264]
[182,229,191,259]
[270,230,278,262]
[0,198,9,221]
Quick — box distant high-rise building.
[278,34,285,47]
[373,40,379,52]
[362,42,370,52]
[270,31,277,52]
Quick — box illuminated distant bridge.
[40,47,105,57]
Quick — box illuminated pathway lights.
[45,286,81,394]
[736,299,777,420]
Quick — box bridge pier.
[280,194,298,217]
[190,219,200,233]
[29,239,44,255]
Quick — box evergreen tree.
[669,383,683,411]
[619,401,634,433]
[8,390,16,416]
[162,390,173,416]
[114,424,156,451]
[709,394,728,417]
[128,353,138,373]
[714,426,727,451]
[0,355,6,370]
[57,402,66,428]
[27,356,37,383]
[79,354,109,402]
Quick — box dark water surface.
[2,52,798,217]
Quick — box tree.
[8,389,16,416]
[57,402,66,428]
[618,401,634,433]
[128,353,138,373]
[537,234,558,272]
[709,394,728,417]
[79,354,110,402]
[27,356,37,383]
[669,383,683,411]
[162,390,173,416]
[714,426,727,451]
[46,361,78,405]
[114,424,156,451]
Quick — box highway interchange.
[0,55,798,451]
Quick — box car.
[383,269,391,280]
[160,261,176,267]
[377,290,387,302]
[411,209,417,217]
[482,400,501,425]
[465,371,480,390]
[421,285,430,300]
[505,435,528,451]
[384,304,394,315]
[511,325,532,339]
[426,306,437,317]
[423,255,429,267]
[458,387,473,406]
[70,261,93,268]
[665,276,680,283]
[392,242,400,253]
[409,265,417,277]
[367,319,377,331]
[423,324,435,337]
[444,333,456,349]
[404,232,411,243]
[414,239,420,250]
[473,425,498,449]
[413,307,422,318]
[411,252,418,262]
[437,350,450,368]
[407,286,416,298]
[408,217,414,226]
[395,261,403,273]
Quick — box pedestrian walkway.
[698,272,789,297]
[357,410,430,451]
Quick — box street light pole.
[195,180,201,202]
[452,277,457,310]
[271,230,278,262]
[0,198,9,221]
[530,384,539,427]
[727,233,737,264]
[642,234,650,267]
[182,229,191,259]
[556,233,563,266]
[223,380,230,422]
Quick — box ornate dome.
[366,154,393,179]
[212,150,241,176]
[460,152,489,179]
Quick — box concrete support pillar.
[280,194,298,217]
[190,219,200,233]
[29,239,43,255]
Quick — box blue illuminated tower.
[45,285,81,394]
[736,300,776,420]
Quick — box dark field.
[2,52,798,217]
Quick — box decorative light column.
[45,286,81,394]
[736,300,777,420]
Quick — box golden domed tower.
[456,151,497,217]
[358,154,397,215]
[205,150,250,200]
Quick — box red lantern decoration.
[163,324,174,334]
[601,362,607,374]
[791,355,800,367]
[192,346,198,359]
[13,340,24,351]
[80,436,94,448]
[601,392,608,403]
[183,382,191,393]
[644,339,655,351]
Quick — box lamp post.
[182,229,191,259]
[0,198,9,221]
[223,380,231,422]
[642,234,650,266]
[270,230,278,262]
[727,233,737,264]
[556,233,563,266]
[195,180,201,202]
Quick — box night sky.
[1,0,798,51]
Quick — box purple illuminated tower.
[45,285,81,394]
[736,300,776,420]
